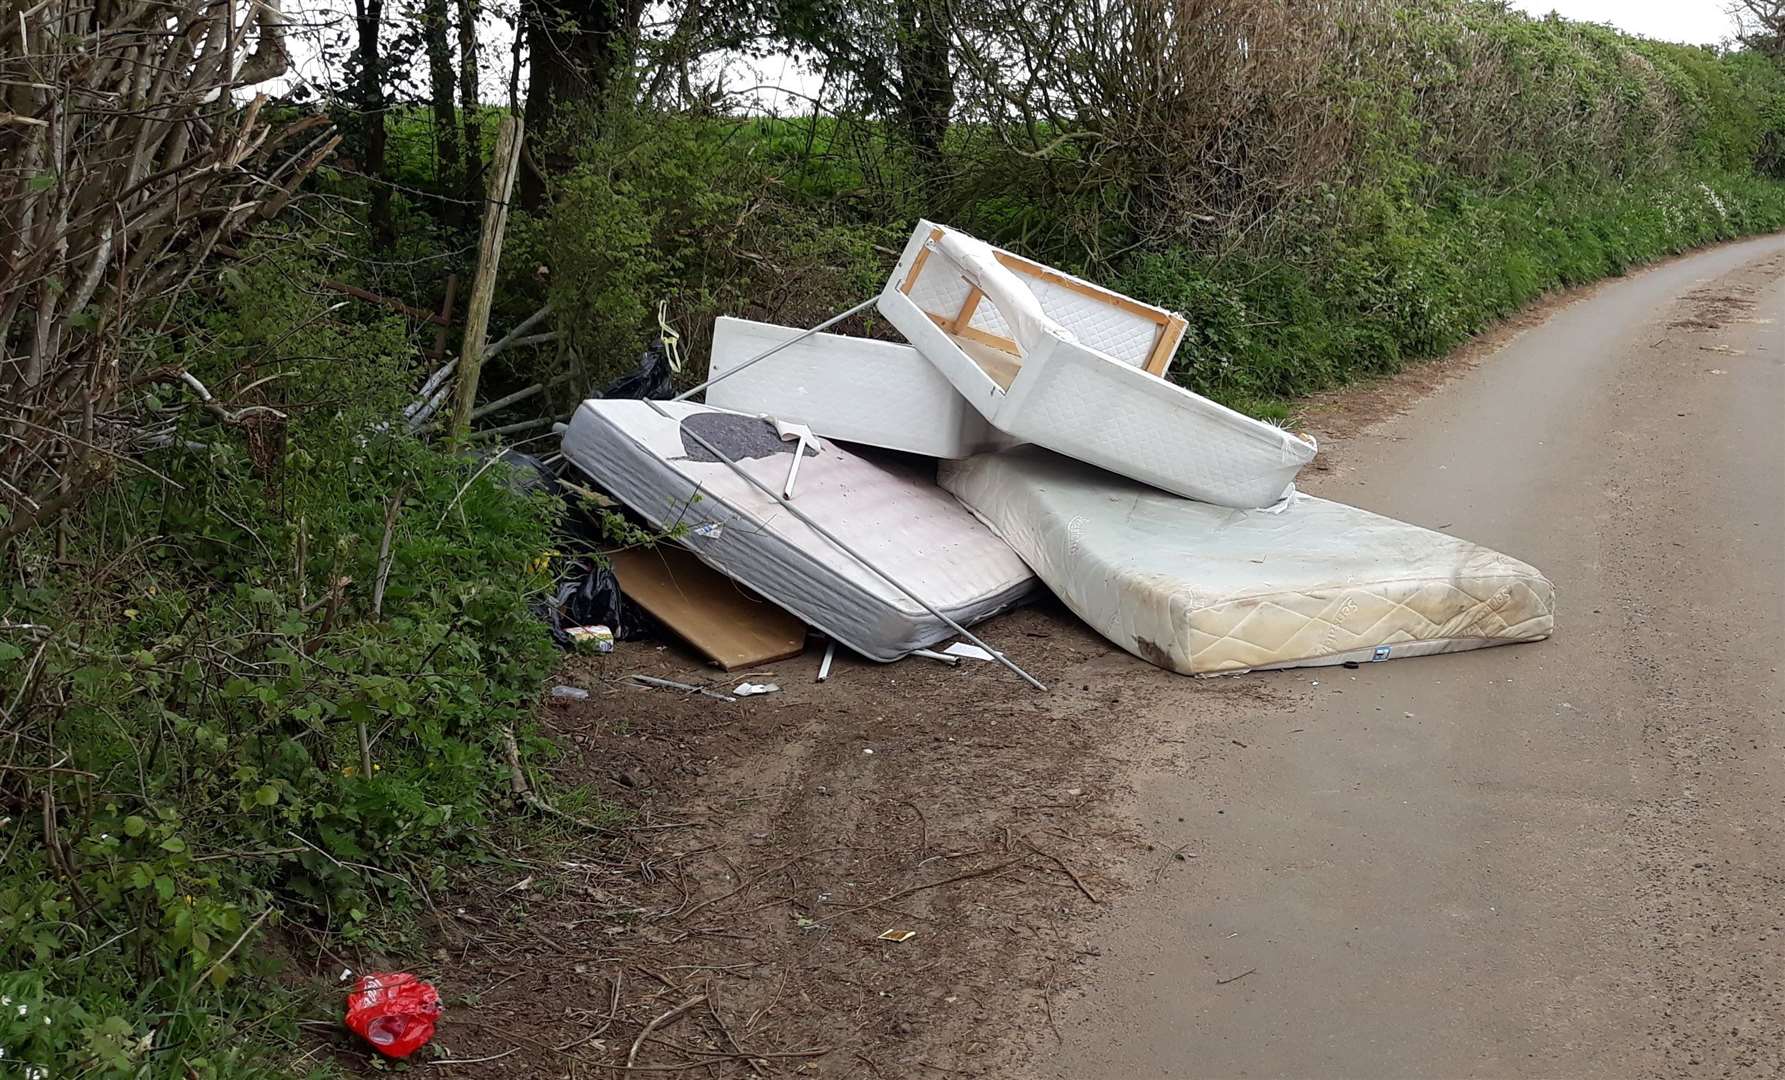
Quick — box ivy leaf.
[159,835,187,853]
[123,815,147,837]
[253,784,279,807]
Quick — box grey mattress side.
[561,403,1033,661]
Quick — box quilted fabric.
[903,260,975,329]
[1004,341,1311,508]
[897,226,1165,369]
[705,317,1002,458]
[941,446,1555,675]
[880,220,1316,508]
[1016,276,1162,366]
[561,400,1038,660]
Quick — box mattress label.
[1372,645,1391,662]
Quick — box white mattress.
[879,221,1317,509]
[704,316,1002,459]
[941,447,1555,675]
[561,400,1038,661]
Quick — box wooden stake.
[430,272,459,362]
[449,115,524,448]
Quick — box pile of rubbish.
[554,220,1555,686]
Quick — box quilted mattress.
[704,316,1004,459]
[561,400,1038,661]
[878,220,1317,509]
[941,446,1555,675]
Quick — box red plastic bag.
[344,972,441,1059]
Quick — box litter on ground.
[545,219,1553,685]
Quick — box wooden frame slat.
[899,227,946,295]
[949,287,985,333]
[1144,314,1188,377]
[925,311,1019,355]
[903,225,1188,379]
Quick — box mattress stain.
[679,413,819,463]
[1133,637,1176,671]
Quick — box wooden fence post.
[431,273,460,363]
[449,115,524,448]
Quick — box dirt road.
[1041,235,1785,1078]
[410,236,1783,1080]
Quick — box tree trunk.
[895,0,953,178]
[356,0,394,248]
[518,0,646,208]
[423,0,461,222]
[456,0,483,206]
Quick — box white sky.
[1508,0,1740,45]
[273,0,1749,112]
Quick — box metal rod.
[642,399,1046,691]
[817,640,835,683]
[628,673,737,703]
[909,648,962,667]
[670,296,878,403]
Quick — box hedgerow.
[0,235,564,1077]
[5,3,1785,1077]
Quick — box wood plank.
[991,249,1172,326]
[899,226,945,295]
[1145,314,1188,376]
[958,340,1023,390]
[608,545,808,671]
[949,286,985,333]
[925,310,1020,356]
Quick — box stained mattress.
[704,316,1004,459]
[879,220,1317,508]
[941,446,1554,675]
[561,400,1038,661]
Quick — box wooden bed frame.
[899,227,1187,378]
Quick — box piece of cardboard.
[608,545,808,671]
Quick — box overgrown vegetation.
[5,0,1785,1075]
[520,4,1785,416]
[2,237,565,1076]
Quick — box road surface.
[1045,234,1785,1079]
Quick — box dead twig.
[370,488,406,618]
[1026,841,1100,903]
[499,725,621,837]
[195,907,273,986]
[815,857,1030,925]
[675,847,842,923]
[626,995,707,1069]
[1152,844,1198,884]
[706,982,763,1076]
[428,1048,520,1066]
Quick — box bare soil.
[321,607,1268,1078]
[312,237,1785,1078]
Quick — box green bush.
[535,109,899,392]
[1110,171,1785,413]
[0,234,562,1077]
